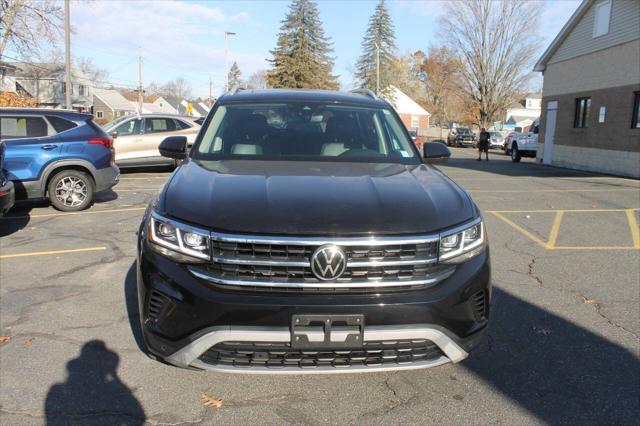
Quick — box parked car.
[510,119,539,162]
[136,89,490,374]
[488,131,504,150]
[447,127,476,147]
[194,117,205,126]
[103,114,200,168]
[0,141,15,216]
[0,108,119,211]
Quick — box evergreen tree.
[267,0,338,90]
[227,61,242,90]
[355,0,397,94]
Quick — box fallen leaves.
[0,336,10,344]
[19,338,33,346]
[583,297,598,305]
[201,394,223,408]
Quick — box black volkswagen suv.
[137,89,490,374]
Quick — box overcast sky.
[47,0,581,98]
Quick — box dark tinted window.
[0,116,49,139]
[174,119,192,130]
[46,116,78,133]
[574,97,591,128]
[632,92,640,129]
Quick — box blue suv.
[0,108,120,211]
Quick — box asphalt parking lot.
[1,148,638,425]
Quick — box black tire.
[47,169,94,211]
[511,144,521,163]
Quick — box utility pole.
[224,31,236,92]
[374,41,380,96]
[137,53,143,114]
[64,0,71,110]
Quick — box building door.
[542,101,557,165]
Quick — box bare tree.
[246,70,269,90]
[413,47,472,127]
[0,0,63,60]
[75,57,109,88]
[439,0,540,127]
[162,77,192,100]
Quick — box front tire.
[47,170,94,211]
[511,144,521,163]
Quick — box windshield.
[457,128,472,135]
[193,102,420,164]
[489,131,503,138]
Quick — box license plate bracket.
[291,314,364,349]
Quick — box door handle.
[41,144,58,150]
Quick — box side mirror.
[109,131,118,139]
[423,141,451,163]
[159,136,187,159]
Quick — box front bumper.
[0,180,15,214]
[137,239,491,374]
[94,164,120,192]
[457,139,476,146]
[166,324,478,374]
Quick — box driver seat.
[321,115,361,156]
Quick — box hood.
[161,160,475,235]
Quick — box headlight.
[439,218,485,262]
[149,212,211,260]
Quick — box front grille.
[212,241,438,262]
[194,232,447,291]
[199,339,445,369]
[193,263,453,293]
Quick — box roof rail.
[230,85,245,95]
[349,88,377,100]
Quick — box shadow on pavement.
[442,153,622,179]
[44,340,146,425]
[0,190,119,237]
[465,287,639,423]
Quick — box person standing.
[477,128,490,161]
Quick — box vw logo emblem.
[310,245,347,281]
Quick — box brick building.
[534,0,640,178]
[384,86,430,136]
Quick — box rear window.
[46,116,78,133]
[194,102,420,164]
[0,116,49,139]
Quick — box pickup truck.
[510,119,539,162]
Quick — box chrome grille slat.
[199,232,444,291]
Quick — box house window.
[574,97,591,128]
[96,110,104,119]
[593,0,611,38]
[411,114,420,128]
[632,92,640,129]
[78,85,86,96]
